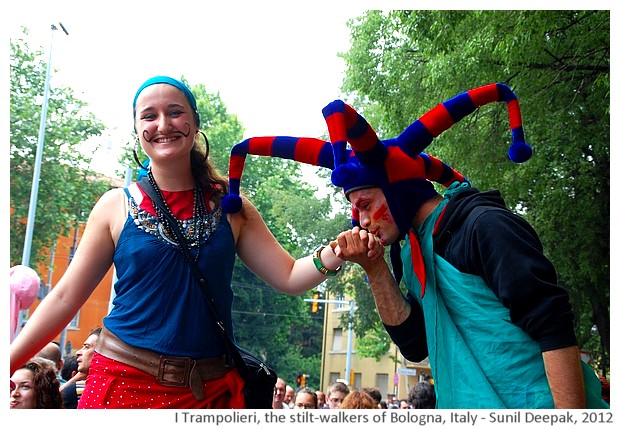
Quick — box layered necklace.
[146,169,207,258]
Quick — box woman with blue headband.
[10,76,349,409]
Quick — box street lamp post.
[304,298,355,384]
[58,212,80,357]
[16,22,69,341]
[21,22,69,267]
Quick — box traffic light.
[296,373,309,387]
[311,292,320,313]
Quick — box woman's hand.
[334,227,385,270]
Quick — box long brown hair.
[23,357,63,409]
[190,132,228,197]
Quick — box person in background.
[61,327,102,405]
[75,327,102,377]
[59,355,79,408]
[315,390,326,409]
[388,397,400,409]
[325,381,349,409]
[10,357,63,409]
[35,341,65,383]
[272,377,290,409]
[284,384,295,408]
[60,355,78,383]
[361,386,382,408]
[339,390,377,409]
[408,381,436,409]
[293,387,318,409]
[36,341,80,409]
[10,76,344,409]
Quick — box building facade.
[319,291,432,402]
[23,222,115,356]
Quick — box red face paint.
[372,204,391,222]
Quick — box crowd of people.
[10,342,435,410]
[11,340,431,410]
[270,378,436,410]
[10,327,103,409]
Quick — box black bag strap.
[138,176,252,379]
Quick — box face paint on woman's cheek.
[372,204,392,223]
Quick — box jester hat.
[223,83,531,238]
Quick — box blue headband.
[133,76,200,127]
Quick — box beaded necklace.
[147,169,207,260]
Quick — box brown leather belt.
[95,327,232,400]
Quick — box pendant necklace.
[147,169,206,260]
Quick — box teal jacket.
[398,182,608,408]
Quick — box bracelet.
[312,245,342,277]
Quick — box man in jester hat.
[222,84,608,409]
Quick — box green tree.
[340,10,610,373]
[230,158,348,382]
[10,29,111,267]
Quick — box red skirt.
[78,352,246,409]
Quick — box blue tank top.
[103,183,236,359]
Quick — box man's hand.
[334,227,385,269]
[334,227,409,326]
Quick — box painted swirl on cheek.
[372,204,392,223]
[142,123,191,143]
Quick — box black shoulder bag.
[139,177,277,409]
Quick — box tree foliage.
[186,81,352,384]
[340,10,610,374]
[10,29,111,267]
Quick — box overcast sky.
[10,1,611,178]
[9,0,371,177]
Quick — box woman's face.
[294,392,317,409]
[134,83,197,165]
[10,368,36,409]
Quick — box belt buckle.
[157,356,194,387]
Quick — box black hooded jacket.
[384,187,578,363]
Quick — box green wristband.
[313,245,342,276]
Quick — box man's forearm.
[365,260,411,326]
[542,345,586,408]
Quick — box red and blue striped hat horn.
[322,83,531,231]
[222,136,342,213]
[222,83,531,216]
[343,83,531,173]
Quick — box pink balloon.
[10,265,41,342]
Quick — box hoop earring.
[199,131,210,162]
[133,136,148,170]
